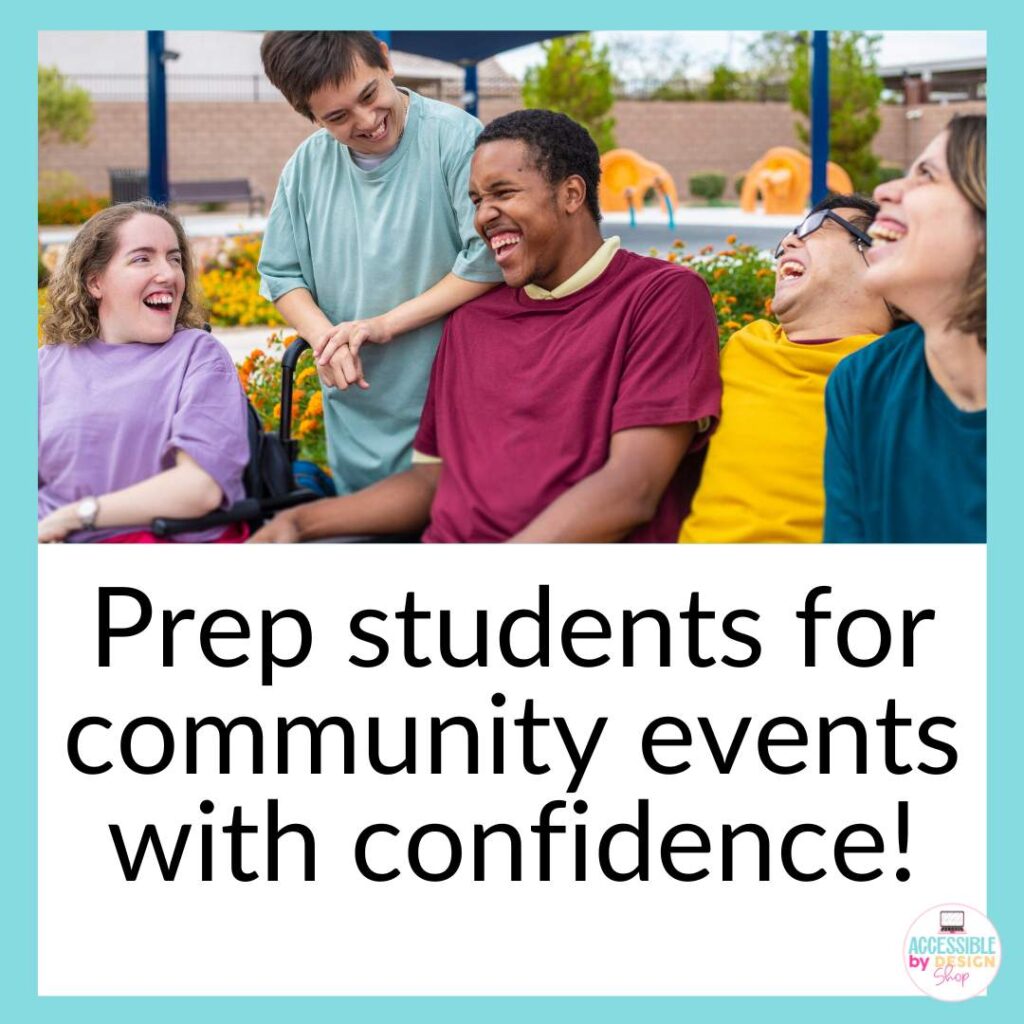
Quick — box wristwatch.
[76,496,99,531]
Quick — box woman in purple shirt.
[38,202,249,542]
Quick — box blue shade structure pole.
[463,63,479,117]
[146,31,169,205]
[810,30,830,206]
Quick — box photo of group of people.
[37,30,987,545]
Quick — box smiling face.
[771,207,876,328]
[865,130,983,324]
[307,49,406,156]
[470,139,584,290]
[87,214,185,345]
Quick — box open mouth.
[777,259,806,282]
[489,231,522,266]
[868,220,907,245]
[360,114,390,142]
[143,292,176,313]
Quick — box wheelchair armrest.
[151,489,319,538]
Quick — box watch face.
[77,498,98,529]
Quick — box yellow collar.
[523,236,621,300]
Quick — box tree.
[705,63,744,102]
[522,34,617,153]
[787,32,885,192]
[744,32,798,102]
[38,65,94,144]
[607,32,695,100]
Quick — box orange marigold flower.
[725,234,737,245]
[307,391,323,417]
[700,245,714,255]
[724,320,742,330]
[764,298,773,314]
[742,313,755,322]
[667,252,678,263]
[273,402,281,419]
[672,239,685,249]
[713,268,726,279]
[296,366,318,384]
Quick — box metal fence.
[68,73,284,102]
[68,73,523,103]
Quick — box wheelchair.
[152,337,326,539]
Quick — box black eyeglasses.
[774,209,874,260]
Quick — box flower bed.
[199,235,285,328]
[238,335,327,468]
[37,195,110,226]
[654,235,777,345]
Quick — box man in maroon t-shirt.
[253,110,721,543]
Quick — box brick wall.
[39,97,986,210]
[873,100,986,173]
[39,101,318,212]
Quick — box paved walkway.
[38,211,269,246]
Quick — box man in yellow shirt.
[681,194,896,543]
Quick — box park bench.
[169,179,266,216]
[107,169,265,215]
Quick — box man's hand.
[313,316,393,391]
[249,509,303,543]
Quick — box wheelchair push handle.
[279,336,311,444]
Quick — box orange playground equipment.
[740,147,854,215]
[599,149,680,230]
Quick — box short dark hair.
[476,109,602,222]
[810,192,879,233]
[810,192,904,329]
[261,32,389,121]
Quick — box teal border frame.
[7,5,1017,1020]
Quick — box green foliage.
[875,164,904,186]
[37,169,109,225]
[38,65,94,144]
[649,79,698,102]
[522,34,617,153]
[734,174,746,197]
[786,31,885,192]
[706,64,743,102]
[744,32,799,102]
[689,173,727,202]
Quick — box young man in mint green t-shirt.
[258,31,501,494]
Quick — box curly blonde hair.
[41,201,207,346]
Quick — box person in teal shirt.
[258,32,502,494]
[824,115,986,543]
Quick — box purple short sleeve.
[163,344,249,507]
